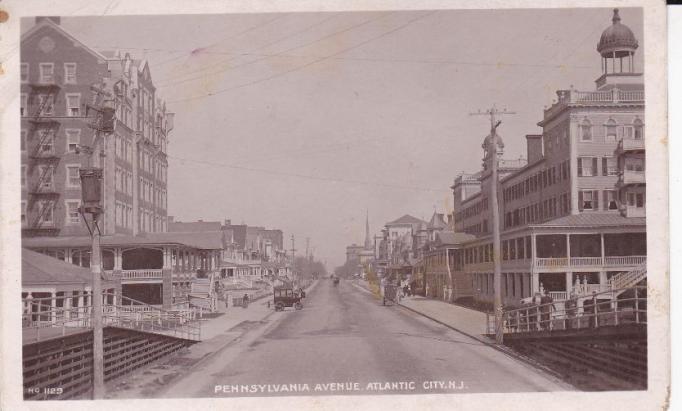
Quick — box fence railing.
[535,255,645,268]
[500,286,646,335]
[121,269,163,279]
[22,292,202,342]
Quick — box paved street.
[159,279,568,398]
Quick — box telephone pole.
[470,105,515,345]
[290,235,297,286]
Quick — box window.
[39,63,54,83]
[38,165,54,189]
[66,94,81,117]
[37,94,54,116]
[66,129,80,152]
[20,130,27,152]
[20,63,28,83]
[66,200,81,224]
[38,130,54,154]
[21,201,27,226]
[605,119,618,142]
[579,190,599,211]
[602,157,618,176]
[21,165,26,187]
[38,201,54,225]
[633,119,644,140]
[580,119,592,141]
[66,165,80,187]
[64,63,77,84]
[20,94,28,116]
[604,190,618,210]
[578,157,598,176]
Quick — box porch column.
[600,233,605,265]
[50,291,57,324]
[78,292,85,318]
[566,272,573,295]
[531,233,539,294]
[114,248,122,270]
[64,292,72,320]
[599,271,608,287]
[65,248,72,264]
[566,234,571,263]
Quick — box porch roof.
[22,231,224,250]
[530,214,646,228]
[22,249,115,286]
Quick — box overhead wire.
[168,154,446,193]
[166,10,436,104]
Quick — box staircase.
[608,262,647,292]
[189,276,215,311]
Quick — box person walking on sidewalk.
[242,293,249,308]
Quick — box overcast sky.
[23,8,643,268]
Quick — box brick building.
[20,17,173,238]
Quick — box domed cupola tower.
[595,8,641,89]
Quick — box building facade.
[451,9,646,307]
[20,17,173,238]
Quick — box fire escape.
[24,81,61,237]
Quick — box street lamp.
[78,167,105,399]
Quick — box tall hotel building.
[20,17,173,239]
[451,9,646,306]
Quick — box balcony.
[542,88,644,122]
[618,138,645,153]
[121,269,162,281]
[534,255,646,269]
[619,169,645,185]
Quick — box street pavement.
[156,278,569,398]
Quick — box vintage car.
[273,286,303,311]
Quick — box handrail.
[501,285,646,335]
[22,292,202,342]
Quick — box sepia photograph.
[0,1,669,410]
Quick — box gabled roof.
[427,212,447,230]
[386,214,426,226]
[532,214,645,228]
[21,18,109,63]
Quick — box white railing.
[620,169,645,184]
[573,283,611,296]
[621,139,645,151]
[121,269,163,279]
[548,291,568,301]
[535,256,645,268]
[571,89,644,103]
[609,263,647,289]
[569,257,603,266]
[604,256,646,266]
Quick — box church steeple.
[364,210,371,250]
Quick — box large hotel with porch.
[451,9,646,307]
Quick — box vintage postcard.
[0,0,669,410]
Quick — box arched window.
[580,119,592,141]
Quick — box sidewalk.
[352,279,490,342]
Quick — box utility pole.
[290,235,297,286]
[79,83,115,398]
[470,105,515,345]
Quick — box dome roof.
[597,9,638,57]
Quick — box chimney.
[525,134,543,164]
[36,16,61,25]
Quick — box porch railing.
[121,269,163,279]
[535,255,645,268]
[22,293,202,342]
[501,286,646,335]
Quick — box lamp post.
[78,88,115,399]
[79,167,104,398]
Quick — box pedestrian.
[224,291,229,309]
[242,293,249,308]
